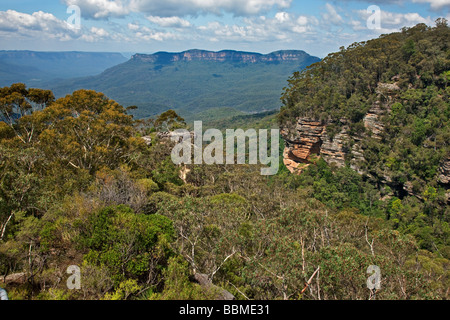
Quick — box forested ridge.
[0,22,449,300]
[279,20,449,264]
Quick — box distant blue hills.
[0,50,127,86]
[0,49,320,121]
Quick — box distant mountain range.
[132,49,316,63]
[0,49,320,121]
[49,49,320,120]
[0,51,127,86]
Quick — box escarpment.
[281,118,349,174]
[278,23,450,204]
[280,79,449,202]
[438,156,450,203]
[438,156,450,185]
[131,49,313,64]
[280,81,396,175]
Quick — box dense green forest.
[279,20,449,259]
[47,50,320,120]
[0,22,449,300]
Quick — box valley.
[0,21,449,302]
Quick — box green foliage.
[103,279,142,300]
[278,22,449,257]
[154,109,186,131]
[150,256,208,300]
[152,158,184,187]
[79,205,175,285]
[0,38,448,300]
[49,51,320,119]
[291,159,383,217]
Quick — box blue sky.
[0,0,448,57]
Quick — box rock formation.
[363,103,386,140]
[438,156,450,203]
[131,49,314,64]
[281,118,324,174]
[280,80,448,203]
[0,272,26,285]
[438,156,450,185]
[141,135,152,146]
[280,118,351,174]
[280,81,402,174]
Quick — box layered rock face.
[438,156,450,203]
[280,81,449,203]
[132,49,312,64]
[280,81,401,174]
[281,118,324,173]
[363,82,399,139]
[280,118,350,174]
[363,104,385,140]
[438,156,450,185]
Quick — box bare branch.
[0,212,15,241]
[301,266,320,295]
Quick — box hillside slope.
[48,49,320,119]
[278,21,449,253]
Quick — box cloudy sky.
[0,0,449,57]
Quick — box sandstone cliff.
[438,156,450,185]
[132,49,314,64]
[280,81,449,202]
[438,156,450,203]
[281,82,400,173]
[280,118,352,174]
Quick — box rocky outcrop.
[141,135,152,146]
[363,103,386,140]
[281,118,350,173]
[281,82,401,174]
[0,272,26,285]
[438,156,450,204]
[281,118,324,174]
[363,81,400,140]
[438,156,450,185]
[279,80,450,206]
[320,125,349,168]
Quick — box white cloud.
[335,0,449,11]
[195,13,318,43]
[382,11,432,25]
[322,3,345,25]
[63,0,129,19]
[62,0,293,19]
[129,0,292,17]
[296,16,309,25]
[0,10,78,40]
[90,26,110,37]
[127,22,179,41]
[0,9,129,44]
[147,16,191,28]
[127,22,140,31]
[275,12,290,23]
[412,0,450,10]
[356,8,434,33]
